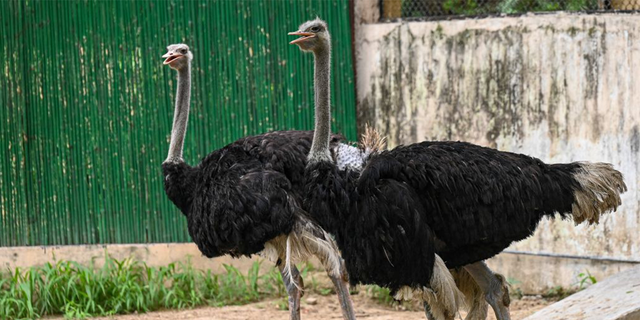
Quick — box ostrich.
[289,19,627,320]
[160,44,357,320]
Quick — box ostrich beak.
[162,52,183,65]
[288,31,315,45]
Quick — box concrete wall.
[0,243,279,275]
[355,12,640,291]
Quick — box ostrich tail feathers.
[278,218,343,292]
[571,162,627,224]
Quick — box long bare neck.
[308,47,332,163]
[165,64,191,163]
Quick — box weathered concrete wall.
[356,12,640,289]
[0,243,279,275]
[488,251,638,293]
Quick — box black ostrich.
[160,44,357,320]
[289,19,627,320]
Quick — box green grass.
[0,255,434,319]
[365,285,395,306]
[0,255,286,319]
[577,270,597,290]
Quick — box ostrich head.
[162,44,193,70]
[288,18,331,53]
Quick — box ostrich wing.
[188,155,297,258]
[358,141,579,267]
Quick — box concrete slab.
[524,265,640,320]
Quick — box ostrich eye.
[180,48,187,54]
[310,26,320,32]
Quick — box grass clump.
[544,285,575,300]
[365,285,395,306]
[0,255,285,319]
[577,270,597,290]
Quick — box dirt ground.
[82,293,551,320]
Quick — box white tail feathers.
[571,162,627,224]
[394,255,465,320]
[263,217,342,292]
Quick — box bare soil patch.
[75,293,551,320]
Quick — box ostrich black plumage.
[160,44,356,320]
[290,21,464,320]
[290,19,627,320]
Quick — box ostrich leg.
[277,259,303,320]
[451,268,489,320]
[423,301,457,320]
[423,302,436,320]
[325,259,356,320]
[464,262,511,320]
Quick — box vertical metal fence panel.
[0,0,357,246]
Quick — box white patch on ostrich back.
[571,162,627,225]
[333,143,366,171]
[394,255,464,319]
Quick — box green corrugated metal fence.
[0,0,357,247]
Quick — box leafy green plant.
[544,285,575,300]
[400,0,602,17]
[577,270,597,290]
[318,288,334,296]
[506,277,523,299]
[442,0,481,15]
[0,256,291,319]
[275,297,289,311]
[496,0,599,14]
[366,285,395,306]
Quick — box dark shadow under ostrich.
[160,44,358,320]
[290,19,627,320]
